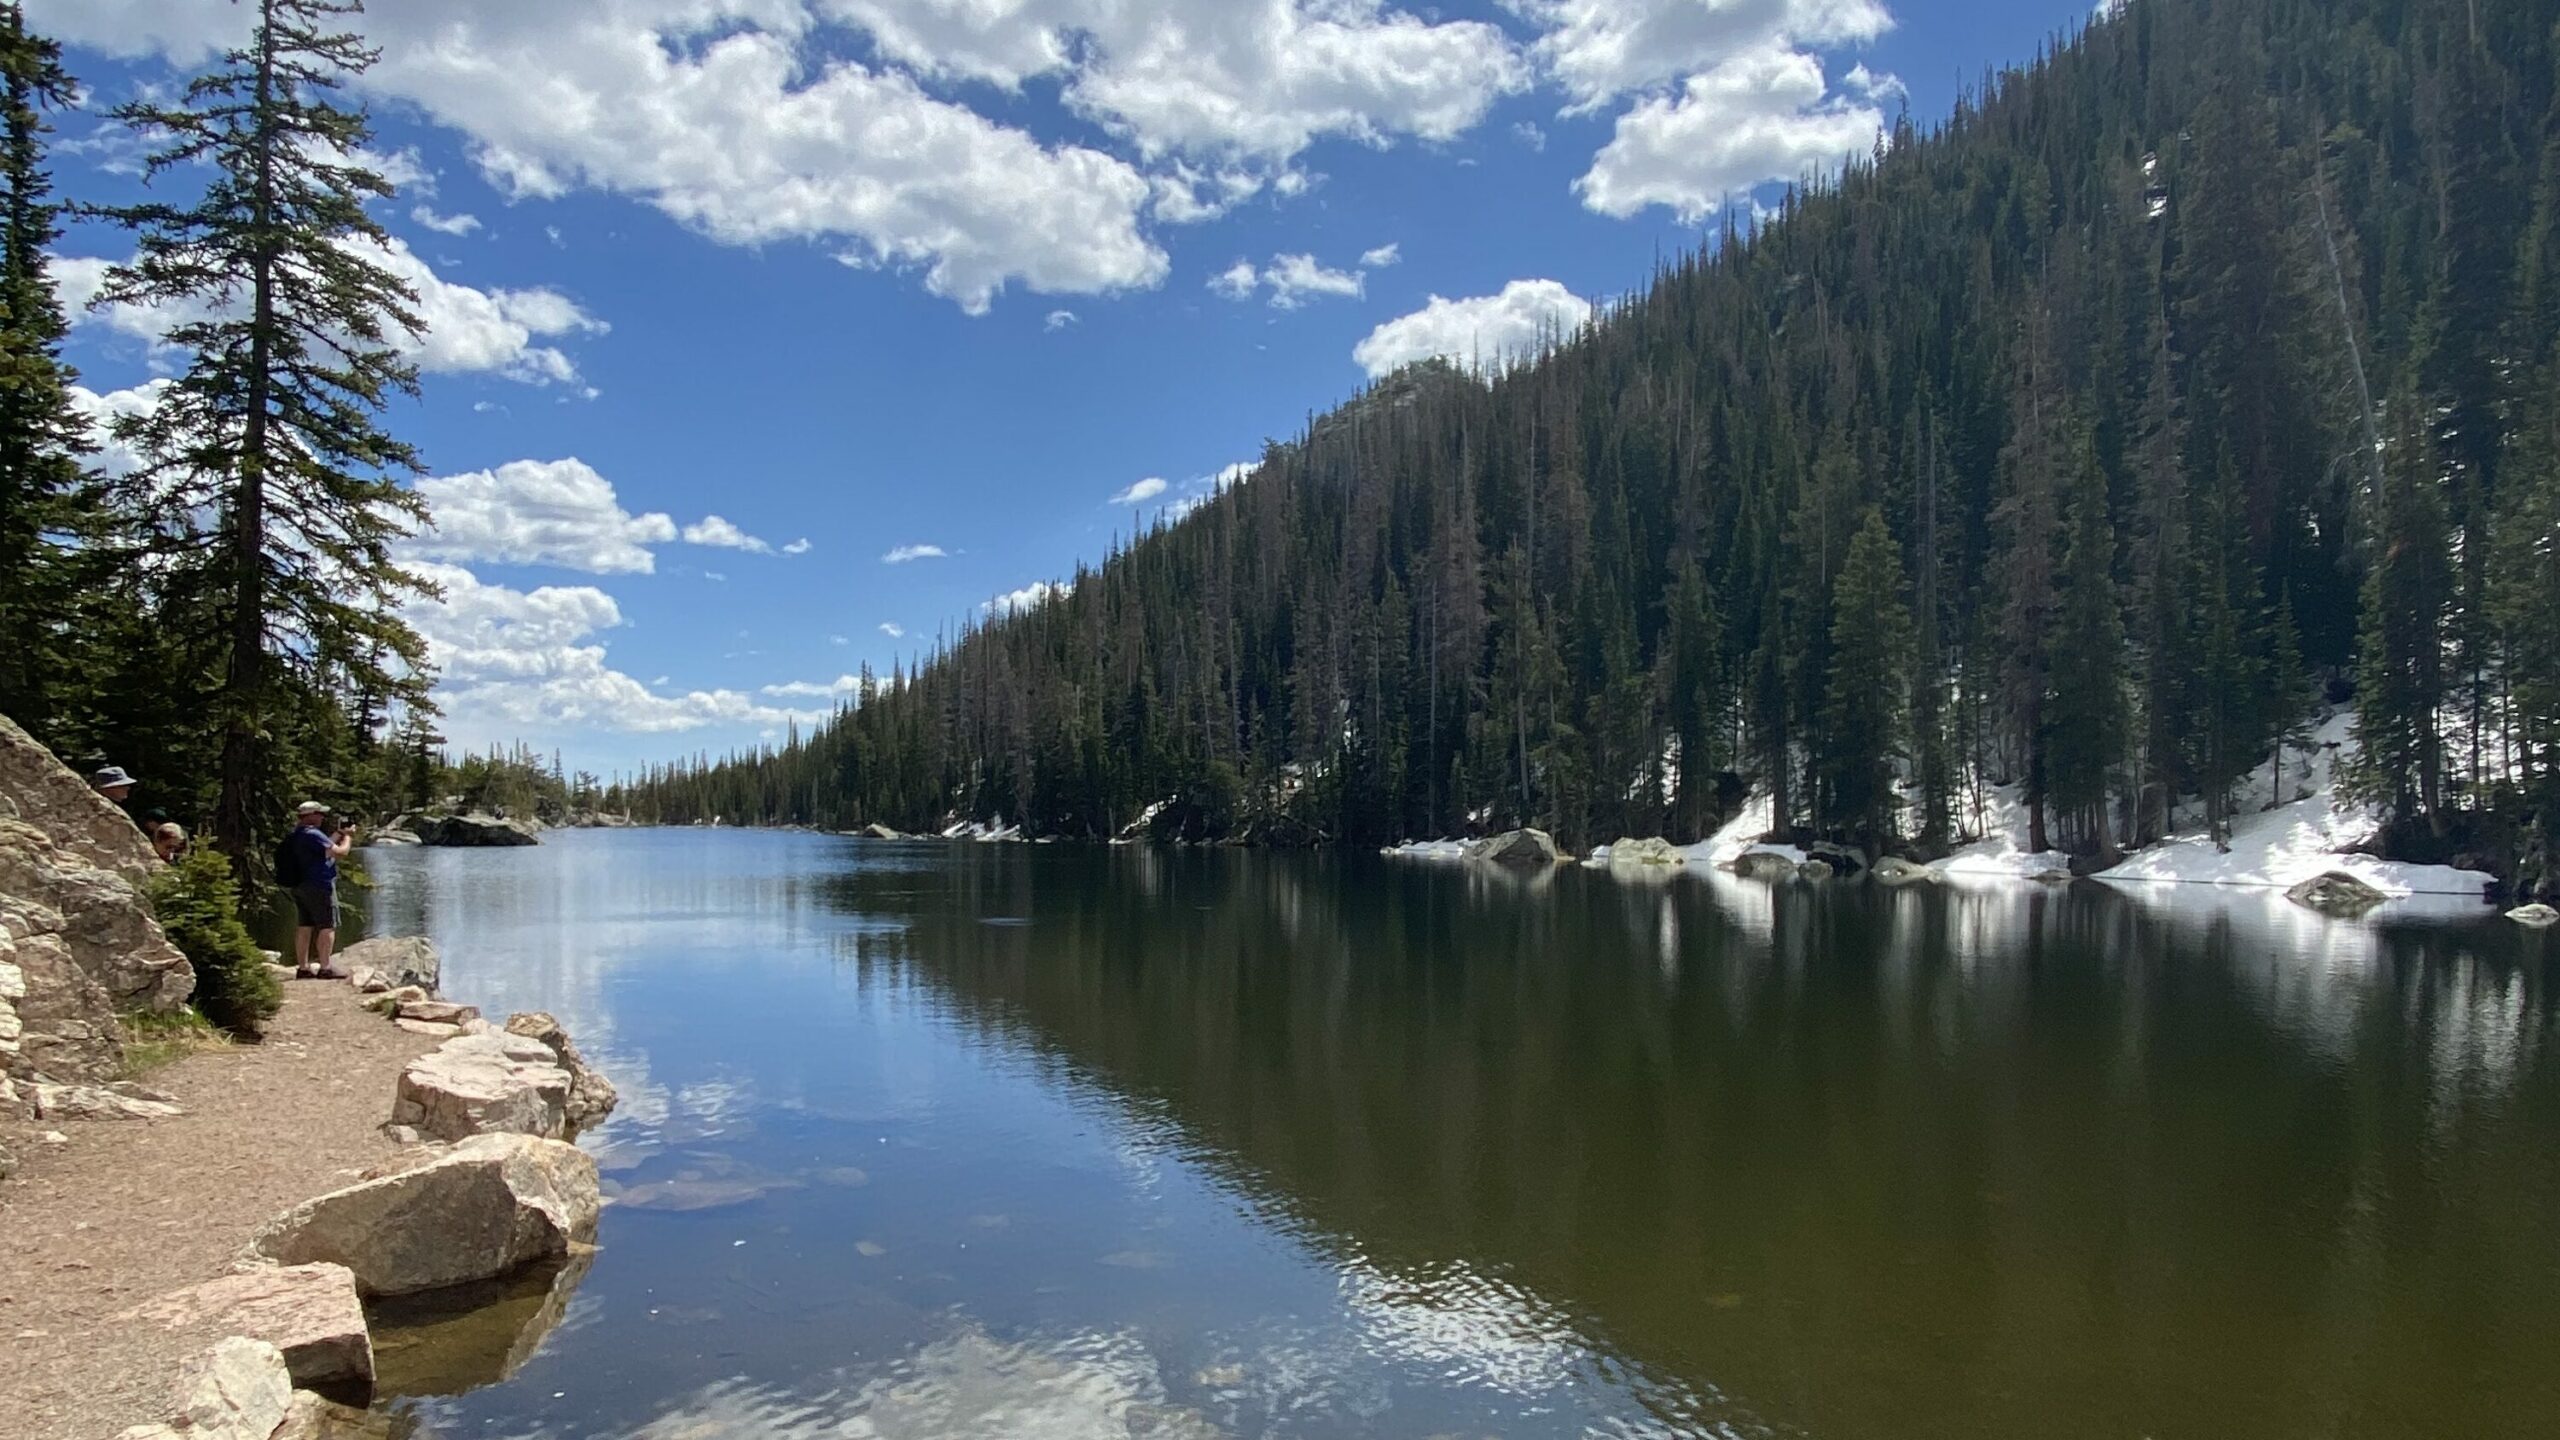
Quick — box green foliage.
[1816,511,1916,850]
[147,848,284,1039]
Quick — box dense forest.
[631,0,2560,899]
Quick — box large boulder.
[1606,837,1686,867]
[0,712,158,883]
[364,829,422,848]
[391,1032,573,1142]
[1463,828,1564,865]
[2287,870,2392,916]
[413,813,540,847]
[1726,849,1799,880]
[502,1012,618,1132]
[245,1133,601,1296]
[123,1263,373,1390]
[2509,903,2559,927]
[117,1336,295,1440]
[336,936,439,994]
[861,823,904,841]
[1871,856,1941,886]
[1804,842,1867,877]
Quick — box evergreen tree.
[95,0,432,869]
[2350,385,2453,832]
[1817,509,1916,852]
[2043,434,2125,853]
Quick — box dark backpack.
[273,831,306,887]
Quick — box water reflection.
[361,835,2560,1440]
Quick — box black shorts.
[291,881,337,930]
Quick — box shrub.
[147,849,284,1039]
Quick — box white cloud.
[984,580,1066,615]
[1109,476,1169,505]
[1359,242,1400,268]
[1574,48,1884,221]
[1518,0,1893,108]
[67,380,166,479]
[404,458,678,574]
[1045,309,1078,331]
[782,537,812,555]
[402,560,826,740]
[878,622,906,639]
[1514,120,1547,151]
[361,144,437,195]
[760,674,864,699]
[883,543,948,564]
[1353,279,1593,377]
[411,204,483,236]
[1208,259,1261,301]
[1842,62,1906,103]
[59,237,604,386]
[682,515,774,553]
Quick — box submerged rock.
[391,1033,572,1142]
[336,937,439,994]
[2286,870,2391,916]
[246,1133,601,1296]
[1797,858,1836,881]
[1606,837,1685,867]
[502,1011,618,1131]
[1463,828,1564,865]
[367,1248,594,1398]
[2509,903,2559,927]
[123,1263,373,1390]
[117,1336,294,1440]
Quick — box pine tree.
[0,4,89,741]
[2349,384,2453,832]
[2043,434,2125,853]
[96,0,434,869]
[1816,509,1915,853]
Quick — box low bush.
[147,849,284,1039]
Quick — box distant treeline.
[629,0,2560,896]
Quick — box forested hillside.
[632,0,2560,895]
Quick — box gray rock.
[1726,849,1799,880]
[390,1033,571,1141]
[2508,903,2559,927]
[0,713,159,884]
[380,1124,422,1144]
[245,1133,601,1296]
[122,1263,373,1389]
[397,1000,479,1026]
[393,1019,463,1040]
[862,823,904,841]
[270,1390,408,1440]
[1605,836,1685,867]
[365,829,422,848]
[2287,870,2391,916]
[335,937,438,993]
[1462,828,1564,865]
[411,813,540,847]
[116,1336,294,1440]
[499,1012,618,1132]
[1797,858,1836,881]
[1870,856,1940,885]
[31,1081,182,1120]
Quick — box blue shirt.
[292,825,336,887]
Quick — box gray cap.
[296,800,329,816]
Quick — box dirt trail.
[0,981,436,1440]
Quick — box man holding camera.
[281,800,355,979]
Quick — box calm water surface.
[355,830,2559,1439]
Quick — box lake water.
[355,830,2560,1440]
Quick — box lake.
[354,829,2560,1439]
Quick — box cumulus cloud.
[403,458,678,574]
[1109,476,1169,505]
[782,538,812,555]
[1045,309,1078,331]
[1360,242,1401,268]
[984,580,1066,615]
[403,560,826,741]
[883,543,947,564]
[1210,252,1365,308]
[411,204,483,236]
[1518,0,1893,108]
[1208,259,1261,302]
[58,237,604,386]
[682,515,774,553]
[878,622,906,639]
[1352,279,1593,377]
[1575,49,1885,221]
[67,380,165,479]
[760,674,864,699]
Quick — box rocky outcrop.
[246,1133,601,1296]
[1464,828,1565,865]
[336,937,439,994]
[0,716,193,1091]
[502,1012,618,1131]
[390,1032,571,1141]
[363,830,421,848]
[405,813,540,848]
[116,1336,295,1440]
[2509,903,2559,927]
[1605,837,1686,867]
[860,823,904,841]
[124,1264,373,1391]
[397,1000,478,1026]
[2287,870,2392,916]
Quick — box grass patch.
[118,1006,223,1076]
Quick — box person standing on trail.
[279,801,355,979]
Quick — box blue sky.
[35,0,2089,778]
